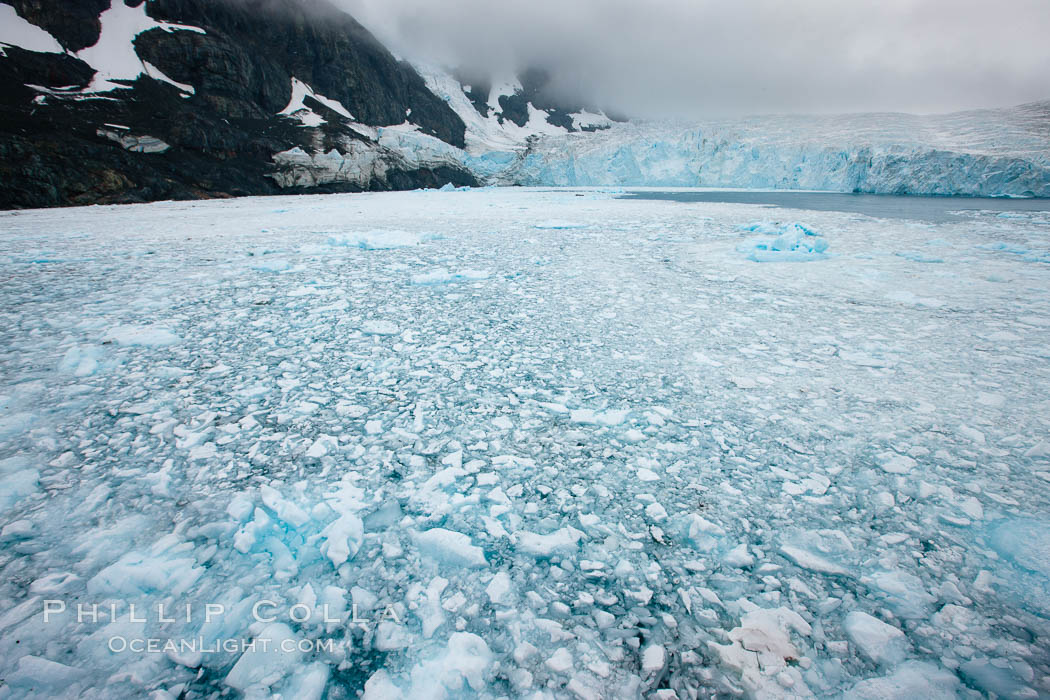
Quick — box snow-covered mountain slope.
[267,63,626,194]
[492,101,1050,197]
[0,0,477,208]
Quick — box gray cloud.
[334,0,1050,118]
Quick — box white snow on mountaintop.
[77,0,204,93]
[1,0,204,96]
[0,3,65,56]
[278,77,355,127]
[1,188,1050,698]
[412,63,603,154]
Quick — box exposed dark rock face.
[142,0,466,146]
[0,0,475,209]
[452,68,491,119]
[493,67,627,132]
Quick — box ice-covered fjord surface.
[1,188,1050,699]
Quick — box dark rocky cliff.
[0,0,476,209]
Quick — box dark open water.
[620,190,1050,224]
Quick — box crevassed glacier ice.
[279,64,1050,198]
[495,103,1050,196]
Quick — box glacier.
[492,103,1050,197]
[328,65,1050,198]
[1,188,1049,698]
[260,63,1050,199]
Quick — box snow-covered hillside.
[2,188,1050,698]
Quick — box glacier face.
[485,102,1050,197]
[401,67,1050,197]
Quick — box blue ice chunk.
[959,658,1035,700]
[0,456,39,513]
[986,518,1050,615]
[842,661,960,699]
[224,622,303,691]
[989,518,1050,578]
[738,222,830,262]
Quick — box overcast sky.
[336,0,1050,118]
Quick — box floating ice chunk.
[739,222,829,262]
[86,538,203,596]
[676,513,725,551]
[596,409,629,426]
[260,485,311,528]
[412,268,453,285]
[867,570,935,619]
[58,344,103,376]
[843,611,908,666]
[725,543,755,568]
[305,434,338,458]
[335,402,368,418]
[546,648,573,674]
[361,320,399,335]
[103,324,179,346]
[645,502,668,522]
[409,632,492,694]
[781,546,848,576]
[411,268,491,285]
[413,528,487,567]
[320,512,364,567]
[363,670,401,699]
[959,658,1035,699]
[534,221,587,229]
[224,622,303,691]
[642,644,666,675]
[251,258,292,272]
[783,473,831,496]
[989,518,1050,578]
[516,527,583,558]
[276,662,329,700]
[1,519,33,540]
[713,603,812,697]
[0,457,39,512]
[623,428,645,442]
[1024,441,1050,458]
[842,661,959,700]
[328,230,421,249]
[780,529,855,576]
[884,290,945,308]
[486,571,514,605]
[375,621,412,650]
[957,424,986,445]
[637,468,660,482]
[877,453,916,474]
[4,656,86,691]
